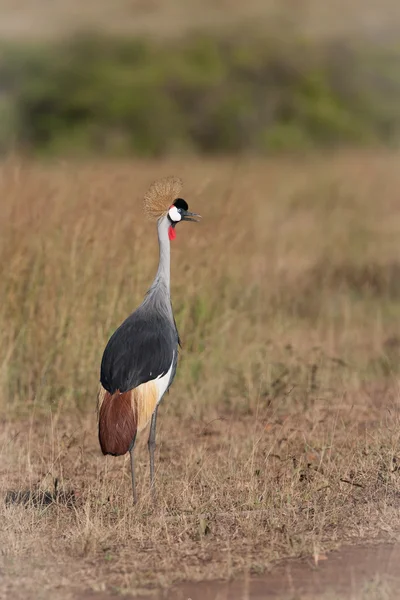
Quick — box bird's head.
[143,176,201,241]
[167,198,201,241]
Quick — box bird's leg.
[129,437,137,505]
[148,405,159,502]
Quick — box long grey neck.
[154,215,171,292]
[144,215,173,317]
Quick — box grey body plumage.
[100,291,179,395]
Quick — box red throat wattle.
[168,225,176,241]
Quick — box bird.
[97,176,200,503]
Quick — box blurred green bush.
[0,34,399,156]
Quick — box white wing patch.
[155,353,175,403]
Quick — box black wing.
[100,308,178,394]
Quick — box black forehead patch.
[173,198,188,211]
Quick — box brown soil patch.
[150,543,400,599]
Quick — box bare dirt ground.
[141,543,400,599]
[1,154,400,598]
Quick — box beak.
[181,210,201,223]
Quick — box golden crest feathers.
[143,176,183,220]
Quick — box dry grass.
[1,0,400,41]
[1,152,400,597]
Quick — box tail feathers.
[97,381,158,456]
[97,388,136,456]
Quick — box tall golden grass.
[1,152,400,597]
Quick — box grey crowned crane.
[97,176,200,503]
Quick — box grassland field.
[1,152,400,598]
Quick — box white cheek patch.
[168,205,182,222]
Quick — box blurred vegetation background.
[1,0,400,156]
